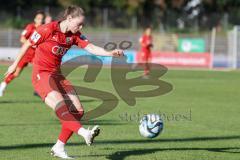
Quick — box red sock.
[58,110,84,144]
[58,126,73,144]
[56,103,84,133]
[4,73,16,84]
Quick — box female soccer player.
[139,26,153,78]
[5,6,124,159]
[0,11,45,97]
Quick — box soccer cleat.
[0,82,7,97]
[50,147,73,159]
[84,125,100,146]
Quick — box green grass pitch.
[0,65,239,160]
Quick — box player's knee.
[68,101,84,112]
[55,100,67,109]
[45,91,65,110]
[75,103,84,112]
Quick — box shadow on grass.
[0,119,126,127]
[105,147,240,160]
[0,98,118,104]
[1,135,240,152]
[0,100,42,104]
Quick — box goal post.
[210,25,240,70]
[227,25,239,69]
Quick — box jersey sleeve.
[29,25,51,46]
[74,34,90,48]
[21,24,33,39]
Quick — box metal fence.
[0,29,21,47]
[0,28,227,53]
[0,27,235,68]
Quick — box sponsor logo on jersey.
[51,45,68,56]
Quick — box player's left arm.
[75,34,124,57]
[84,43,124,57]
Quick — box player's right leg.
[44,91,74,159]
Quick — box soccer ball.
[139,114,163,138]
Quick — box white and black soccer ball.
[139,114,163,138]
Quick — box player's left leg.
[45,91,76,159]
[48,91,99,158]
[66,90,100,144]
[50,77,100,158]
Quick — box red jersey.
[21,23,37,52]
[29,21,90,73]
[139,34,152,52]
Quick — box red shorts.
[17,47,35,68]
[138,50,151,63]
[32,69,75,101]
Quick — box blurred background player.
[0,11,45,97]
[139,26,153,78]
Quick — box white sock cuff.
[77,127,88,137]
[57,139,65,145]
[1,82,7,88]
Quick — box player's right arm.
[75,34,124,57]
[5,25,50,77]
[5,40,32,77]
